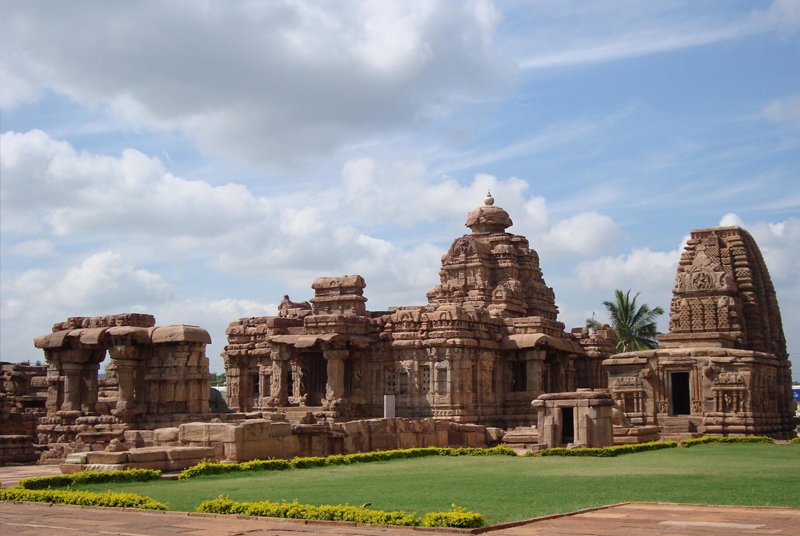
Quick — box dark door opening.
[561,407,575,445]
[670,372,691,415]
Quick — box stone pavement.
[0,464,62,488]
[0,501,798,535]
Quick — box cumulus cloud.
[340,156,616,257]
[575,247,681,298]
[762,93,800,128]
[0,1,509,165]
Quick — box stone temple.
[604,226,796,438]
[1,195,795,467]
[223,193,618,426]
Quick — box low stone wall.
[0,435,38,465]
[612,425,661,445]
[60,446,216,473]
[177,417,489,462]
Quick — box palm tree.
[587,289,664,353]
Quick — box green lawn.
[73,443,800,525]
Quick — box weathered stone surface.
[604,226,795,439]
[223,195,613,428]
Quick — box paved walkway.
[0,464,62,488]
[0,501,797,535]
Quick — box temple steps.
[282,406,326,424]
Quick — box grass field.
[73,443,800,525]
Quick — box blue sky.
[1,1,798,375]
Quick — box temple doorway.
[670,371,691,415]
[561,406,575,444]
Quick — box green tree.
[587,289,664,353]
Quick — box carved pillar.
[525,349,545,397]
[270,346,290,406]
[61,362,83,412]
[110,347,137,413]
[324,349,349,403]
[81,359,101,414]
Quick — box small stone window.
[420,365,431,393]
[385,369,397,394]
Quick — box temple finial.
[484,190,494,206]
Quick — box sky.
[1,0,798,376]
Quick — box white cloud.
[0,130,271,237]
[762,93,800,128]
[719,212,745,227]
[1,2,509,165]
[574,246,682,318]
[538,212,619,257]
[9,239,58,258]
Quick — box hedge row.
[17,468,162,490]
[0,486,167,510]
[792,437,800,444]
[532,440,678,457]
[680,436,774,447]
[179,445,516,479]
[196,496,482,528]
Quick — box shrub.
[0,486,167,510]
[239,458,292,471]
[538,441,677,457]
[196,496,481,527]
[18,469,162,490]
[792,437,800,444]
[196,496,418,525]
[421,504,484,528]
[681,436,774,447]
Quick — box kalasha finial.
[484,190,494,206]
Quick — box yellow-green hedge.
[0,486,167,510]
[680,436,774,447]
[17,468,162,490]
[532,440,677,457]
[196,496,483,527]
[179,445,515,479]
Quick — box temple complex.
[604,226,796,438]
[223,194,616,428]
[2,198,795,467]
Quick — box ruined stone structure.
[32,314,213,459]
[604,227,795,438]
[0,362,47,463]
[224,195,615,428]
[533,390,614,448]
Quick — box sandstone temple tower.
[604,226,795,438]
[223,194,615,427]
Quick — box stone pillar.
[324,349,348,403]
[270,347,290,406]
[525,349,545,397]
[110,348,138,413]
[81,359,101,414]
[61,362,83,412]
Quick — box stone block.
[127,448,168,463]
[64,452,88,464]
[165,446,216,461]
[86,451,129,464]
[154,427,179,443]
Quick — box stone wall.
[1,362,47,464]
[177,417,490,462]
